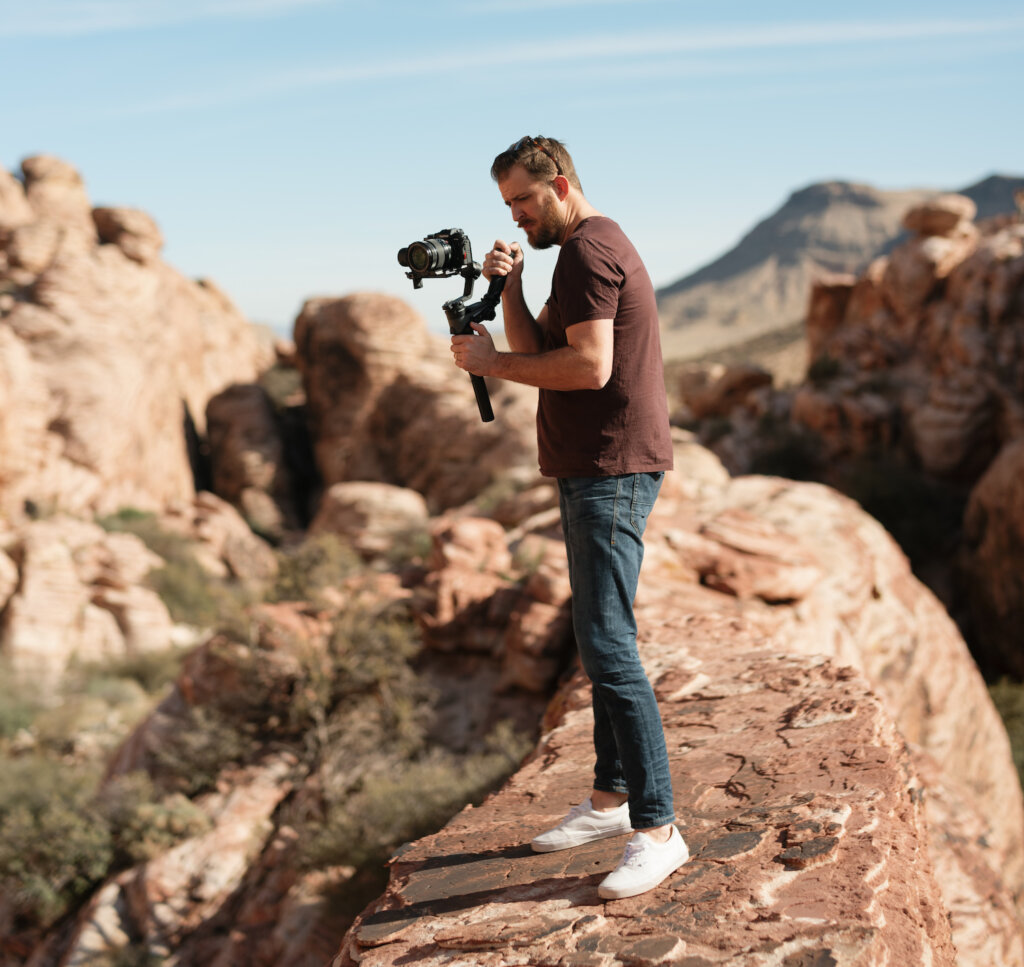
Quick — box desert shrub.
[150,705,256,796]
[101,772,212,864]
[270,532,362,604]
[299,720,532,871]
[83,646,190,697]
[382,525,433,568]
[148,556,252,632]
[98,508,192,564]
[99,509,252,632]
[0,756,215,930]
[0,667,44,738]
[91,945,164,967]
[0,756,113,928]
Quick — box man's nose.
[510,203,523,221]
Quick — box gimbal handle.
[444,274,506,423]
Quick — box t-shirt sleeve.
[554,238,623,329]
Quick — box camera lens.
[405,238,450,274]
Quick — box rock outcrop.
[656,174,1024,365]
[337,440,1024,967]
[0,516,172,687]
[0,155,272,521]
[796,195,1023,476]
[678,197,1024,675]
[293,293,538,513]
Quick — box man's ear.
[552,174,570,200]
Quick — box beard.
[522,195,563,250]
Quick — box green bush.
[0,757,219,929]
[99,509,252,632]
[0,756,112,928]
[150,705,256,796]
[102,772,212,864]
[270,532,362,605]
[81,646,190,697]
[299,721,532,871]
[0,667,44,738]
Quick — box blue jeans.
[557,472,675,829]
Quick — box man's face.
[498,164,564,250]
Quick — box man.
[450,136,687,900]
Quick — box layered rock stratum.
[336,447,1024,967]
[0,155,271,521]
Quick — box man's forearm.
[489,345,607,392]
[501,284,543,355]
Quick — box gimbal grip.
[485,274,506,302]
[471,374,494,422]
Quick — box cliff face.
[656,174,1024,364]
[337,453,1024,967]
[674,196,1024,679]
[0,156,271,521]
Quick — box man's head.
[491,136,583,250]
[490,136,582,192]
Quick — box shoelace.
[620,839,651,868]
[560,801,592,825]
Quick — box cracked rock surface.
[336,444,1023,967]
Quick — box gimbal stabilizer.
[397,228,504,423]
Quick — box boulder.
[293,293,538,512]
[206,383,295,537]
[0,155,273,521]
[0,517,172,686]
[92,206,164,264]
[0,166,33,231]
[339,643,961,967]
[309,481,429,559]
[902,193,978,237]
[683,363,773,420]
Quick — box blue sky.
[3,0,1022,335]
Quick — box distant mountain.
[657,174,1024,362]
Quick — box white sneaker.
[598,826,689,899]
[530,798,632,853]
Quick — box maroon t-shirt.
[537,217,673,477]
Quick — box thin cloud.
[99,14,1024,117]
[0,0,334,37]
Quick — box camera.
[396,227,504,423]
[397,228,473,288]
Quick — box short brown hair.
[491,136,582,192]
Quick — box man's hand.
[451,322,497,377]
[482,239,524,289]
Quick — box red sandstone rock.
[293,293,538,512]
[0,156,272,521]
[310,481,429,560]
[337,444,1024,966]
[961,438,1024,676]
[338,642,960,967]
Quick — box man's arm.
[452,317,613,391]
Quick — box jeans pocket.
[629,472,663,535]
